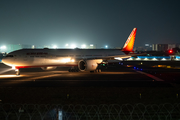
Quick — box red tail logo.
[122,28,137,52]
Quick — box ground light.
[128,57,133,60]
[0,68,22,78]
[162,58,166,60]
[0,68,12,74]
[144,58,148,60]
[136,58,141,60]
[58,110,63,120]
[0,75,22,78]
[152,58,157,61]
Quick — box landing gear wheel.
[16,70,20,75]
[68,68,79,72]
[95,69,98,72]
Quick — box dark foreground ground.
[0,61,180,105]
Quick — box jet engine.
[41,66,57,70]
[78,59,102,72]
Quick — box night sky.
[0,0,180,48]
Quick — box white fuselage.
[2,49,127,68]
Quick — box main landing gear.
[15,69,20,75]
[68,67,79,72]
[90,69,102,73]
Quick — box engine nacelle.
[78,59,102,72]
[41,66,57,70]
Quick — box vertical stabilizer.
[122,28,137,52]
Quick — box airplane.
[2,28,137,75]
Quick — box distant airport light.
[105,45,108,48]
[90,44,93,46]
[65,44,69,47]
[168,50,173,54]
[81,44,86,48]
[0,46,6,50]
[32,45,35,49]
[52,45,57,49]
[70,44,76,49]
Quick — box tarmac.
[0,62,180,105]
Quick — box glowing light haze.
[0,0,180,48]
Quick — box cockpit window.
[6,55,14,57]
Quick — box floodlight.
[70,44,76,49]
[81,44,86,48]
[52,45,57,49]
[0,46,6,49]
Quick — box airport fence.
[0,103,180,120]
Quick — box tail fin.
[122,28,137,52]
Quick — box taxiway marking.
[136,71,164,81]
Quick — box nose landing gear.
[15,69,20,75]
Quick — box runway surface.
[0,63,170,87]
[0,63,180,104]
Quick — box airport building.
[152,43,180,51]
[168,44,180,50]
[152,44,168,51]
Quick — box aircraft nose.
[2,57,5,63]
[1,57,15,67]
[2,57,10,65]
[2,58,6,63]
